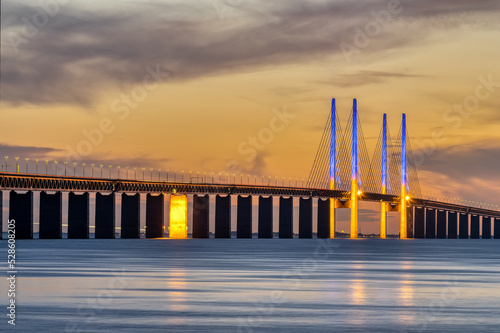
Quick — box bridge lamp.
[357,190,362,196]
[172,188,177,194]
[15,157,19,173]
[100,164,103,177]
[405,195,410,201]
[73,162,77,176]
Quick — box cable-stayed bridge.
[1,99,499,240]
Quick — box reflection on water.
[2,239,500,332]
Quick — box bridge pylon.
[350,99,358,239]
[329,98,336,238]
[400,114,408,239]
[381,113,388,239]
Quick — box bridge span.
[2,98,498,240]
[1,172,499,240]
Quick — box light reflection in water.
[166,269,188,324]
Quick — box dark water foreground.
[1,239,499,332]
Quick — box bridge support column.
[237,195,252,238]
[0,191,2,239]
[317,198,330,238]
[470,215,480,239]
[192,194,209,238]
[169,194,187,239]
[208,195,216,237]
[380,202,387,239]
[459,213,469,239]
[351,180,358,239]
[482,217,491,239]
[215,195,231,238]
[279,197,293,238]
[299,197,313,238]
[121,193,140,238]
[425,208,435,239]
[406,205,414,238]
[448,212,458,239]
[400,187,407,239]
[95,193,115,238]
[39,191,62,239]
[9,191,34,239]
[68,192,89,239]
[146,194,164,238]
[414,206,425,238]
[329,199,336,238]
[437,210,447,239]
[258,196,273,238]
[494,218,500,239]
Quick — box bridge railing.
[0,157,312,188]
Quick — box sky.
[1,0,500,233]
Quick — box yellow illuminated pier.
[329,180,336,238]
[380,194,387,239]
[350,178,358,238]
[169,194,188,239]
[400,187,407,239]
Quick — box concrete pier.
[425,208,435,239]
[258,196,273,238]
[459,213,469,239]
[95,193,115,238]
[68,192,89,239]
[299,197,313,238]
[121,193,140,238]
[192,194,209,238]
[39,191,62,239]
[470,215,480,239]
[146,194,164,238]
[414,206,425,238]
[317,198,330,238]
[10,191,34,239]
[279,197,293,238]
[215,195,231,238]
[482,216,491,239]
[437,210,446,239]
[237,195,252,238]
[448,211,458,239]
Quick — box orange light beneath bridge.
[169,194,187,239]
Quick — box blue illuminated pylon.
[400,113,408,239]
[401,113,407,188]
[350,99,358,238]
[329,98,336,238]
[329,98,336,190]
[381,114,388,239]
[352,99,358,181]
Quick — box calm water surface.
[1,239,499,332]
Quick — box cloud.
[415,141,500,204]
[321,70,433,88]
[2,0,500,106]
[0,143,61,159]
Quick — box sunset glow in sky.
[1,0,500,228]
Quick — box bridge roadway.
[1,172,499,218]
